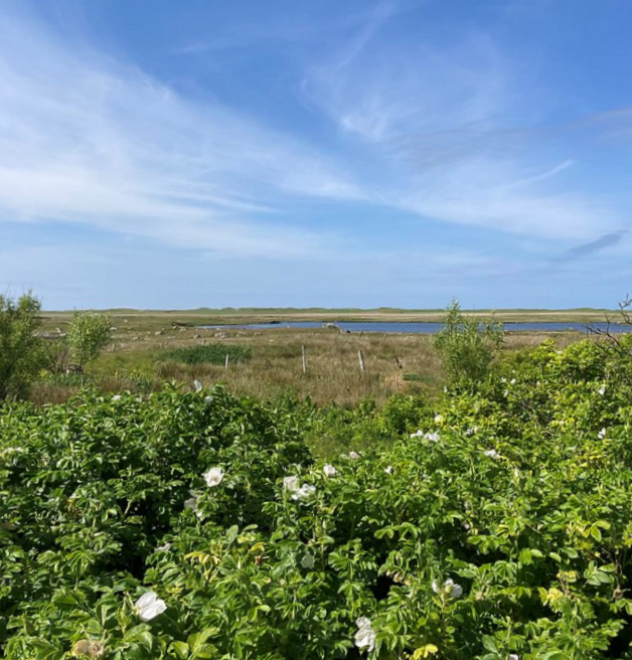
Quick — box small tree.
[67,313,112,368]
[434,299,504,387]
[0,292,48,401]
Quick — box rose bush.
[3,340,632,658]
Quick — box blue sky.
[1,0,632,310]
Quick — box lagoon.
[201,321,631,334]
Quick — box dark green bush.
[0,292,48,401]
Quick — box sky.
[1,0,632,310]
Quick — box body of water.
[200,321,630,334]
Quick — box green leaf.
[169,641,190,659]
[482,637,498,653]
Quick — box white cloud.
[303,13,621,241]
[0,0,625,281]
[392,156,617,239]
[306,29,506,142]
[0,6,363,257]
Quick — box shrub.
[67,313,112,368]
[162,343,252,365]
[0,292,47,401]
[433,299,503,387]
[6,352,632,658]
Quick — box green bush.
[67,313,112,368]
[0,292,47,401]
[7,343,632,658]
[162,343,252,365]
[434,299,504,387]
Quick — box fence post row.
[299,345,366,373]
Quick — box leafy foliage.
[434,300,503,387]
[0,292,47,401]
[5,340,632,658]
[67,313,113,367]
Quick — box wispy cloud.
[173,0,414,57]
[302,9,621,241]
[1,0,630,312]
[559,230,629,261]
[334,0,398,69]
[306,26,506,141]
[394,164,615,240]
[0,6,364,257]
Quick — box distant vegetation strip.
[40,307,619,326]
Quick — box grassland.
[41,306,620,326]
[33,308,592,406]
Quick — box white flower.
[510,378,516,385]
[0,447,24,457]
[204,395,213,403]
[111,395,122,402]
[432,578,463,598]
[423,432,440,442]
[448,580,463,598]
[465,426,478,436]
[291,484,316,501]
[598,385,606,396]
[156,543,171,552]
[508,655,520,660]
[203,467,224,487]
[410,429,424,438]
[283,476,300,492]
[434,414,444,424]
[184,491,200,516]
[354,617,376,652]
[300,552,315,569]
[598,427,607,440]
[193,379,202,392]
[483,449,500,459]
[349,451,361,460]
[134,591,167,621]
[385,466,394,474]
[323,464,337,477]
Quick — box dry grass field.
[32,309,589,406]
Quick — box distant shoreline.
[39,307,622,326]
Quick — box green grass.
[161,343,252,365]
[402,372,433,383]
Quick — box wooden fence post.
[358,350,366,374]
[302,345,307,374]
[225,354,230,369]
